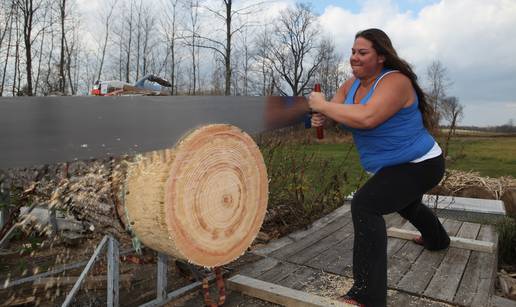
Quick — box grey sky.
[315,0,516,126]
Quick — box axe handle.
[313,83,324,139]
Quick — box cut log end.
[124,124,268,267]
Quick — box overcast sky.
[309,0,516,127]
[77,0,515,127]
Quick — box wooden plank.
[387,227,495,253]
[490,295,516,307]
[454,224,498,307]
[305,214,408,277]
[384,213,407,228]
[388,238,424,285]
[422,194,506,215]
[277,266,321,290]
[388,290,452,307]
[288,220,354,265]
[395,219,462,293]
[386,217,423,259]
[259,261,300,284]
[305,232,354,276]
[156,253,168,301]
[270,213,351,260]
[423,222,481,302]
[227,275,352,307]
[239,257,280,278]
[107,237,120,307]
[387,219,439,286]
[288,205,351,241]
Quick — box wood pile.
[498,270,516,300]
[439,169,515,200]
[434,169,516,216]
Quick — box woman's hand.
[308,92,326,112]
[311,112,326,128]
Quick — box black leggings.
[346,154,449,307]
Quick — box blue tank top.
[344,69,435,173]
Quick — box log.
[227,275,350,307]
[123,124,268,267]
[3,124,268,268]
[387,227,496,253]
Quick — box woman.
[308,28,450,307]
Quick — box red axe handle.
[313,83,324,139]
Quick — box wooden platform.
[244,204,500,307]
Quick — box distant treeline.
[442,124,516,134]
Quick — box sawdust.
[298,270,353,299]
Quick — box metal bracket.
[58,235,216,307]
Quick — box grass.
[441,136,516,177]
[277,135,516,179]
[497,217,516,265]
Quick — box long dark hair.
[355,28,435,131]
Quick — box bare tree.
[13,5,21,96]
[441,96,463,157]
[16,0,45,95]
[33,1,51,95]
[0,2,16,96]
[96,0,118,81]
[426,60,453,127]
[140,5,155,77]
[188,0,263,95]
[57,0,66,93]
[125,0,135,82]
[254,28,276,95]
[238,23,252,96]
[161,0,181,94]
[65,21,78,94]
[264,3,324,96]
[315,37,348,98]
[183,0,200,94]
[43,10,56,95]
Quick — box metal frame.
[58,235,210,307]
[1,234,210,306]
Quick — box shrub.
[256,127,366,236]
[497,217,516,265]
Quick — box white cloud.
[319,0,516,126]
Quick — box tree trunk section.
[122,124,268,267]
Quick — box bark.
[97,0,117,81]
[224,0,231,96]
[33,7,46,96]
[59,0,66,94]
[0,5,14,96]
[135,0,142,81]
[13,10,20,96]
[124,1,134,83]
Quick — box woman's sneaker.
[338,295,365,307]
[413,235,424,246]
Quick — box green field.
[269,135,516,179]
[442,136,516,177]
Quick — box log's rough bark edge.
[123,124,268,267]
